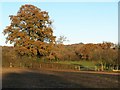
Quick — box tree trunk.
[117,64,119,70]
[101,62,104,71]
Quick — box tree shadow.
[2,69,85,89]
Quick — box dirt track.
[2,68,120,88]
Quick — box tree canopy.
[3,4,56,57]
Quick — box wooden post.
[78,66,80,71]
[75,66,77,70]
[117,64,119,71]
[39,64,41,68]
[10,62,12,67]
[101,62,104,71]
[95,66,97,71]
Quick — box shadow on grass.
[2,69,84,88]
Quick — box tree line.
[2,42,119,69]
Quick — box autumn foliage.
[2,4,119,70]
[3,4,56,58]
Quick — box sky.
[0,0,119,46]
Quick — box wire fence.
[3,62,119,71]
[2,62,98,71]
[3,62,77,70]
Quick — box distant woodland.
[2,42,120,70]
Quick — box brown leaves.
[3,4,56,58]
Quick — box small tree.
[56,35,68,44]
[3,4,56,58]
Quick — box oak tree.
[3,4,56,58]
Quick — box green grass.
[54,60,96,67]
[53,60,97,71]
[54,61,119,71]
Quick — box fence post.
[95,66,97,71]
[10,62,12,67]
[39,64,41,68]
[78,66,81,71]
[74,66,77,70]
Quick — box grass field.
[53,60,96,71]
[54,61,96,66]
[2,68,120,88]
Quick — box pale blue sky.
[0,1,118,46]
